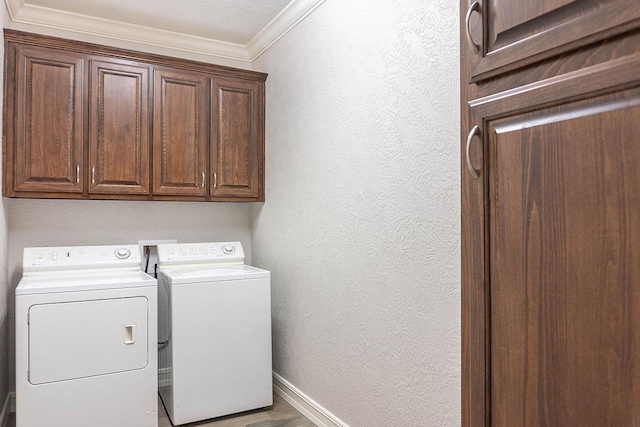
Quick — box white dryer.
[156,241,272,425]
[15,245,158,427]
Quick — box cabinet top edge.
[3,29,268,82]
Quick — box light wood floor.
[8,392,315,427]
[158,393,315,427]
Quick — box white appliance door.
[29,297,148,384]
[172,277,272,424]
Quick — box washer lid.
[16,271,156,295]
[161,265,270,284]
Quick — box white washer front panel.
[29,297,148,384]
[170,277,272,424]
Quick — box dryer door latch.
[123,324,137,345]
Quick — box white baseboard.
[0,392,14,427]
[272,372,348,427]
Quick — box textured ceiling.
[24,0,293,44]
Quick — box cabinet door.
[153,69,207,197]
[13,45,84,194]
[464,0,640,82]
[464,56,640,426]
[211,78,264,201]
[89,60,149,195]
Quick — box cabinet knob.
[466,125,481,179]
[91,166,96,185]
[465,1,482,55]
[213,172,217,189]
[201,171,205,188]
[76,165,80,183]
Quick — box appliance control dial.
[222,244,235,255]
[115,248,131,259]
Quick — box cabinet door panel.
[466,0,640,82]
[90,60,149,195]
[464,49,640,423]
[487,88,640,426]
[153,69,207,196]
[211,78,263,200]
[14,46,83,193]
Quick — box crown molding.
[247,0,326,60]
[4,0,249,61]
[4,0,20,20]
[3,0,326,63]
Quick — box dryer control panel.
[23,245,142,274]
[157,242,245,267]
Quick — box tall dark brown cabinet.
[461,1,640,426]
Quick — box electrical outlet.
[138,239,177,275]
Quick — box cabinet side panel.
[461,1,486,425]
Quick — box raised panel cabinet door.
[464,0,640,82]
[89,60,149,195]
[211,78,264,201]
[13,45,84,193]
[464,57,640,426]
[153,69,207,196]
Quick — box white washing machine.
[156,241,272,425]
[15,245,158,427]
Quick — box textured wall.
[251,0,460,425]
[0,0,11,407]
[7,199,252,391]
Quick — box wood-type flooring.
[8,392,315,427]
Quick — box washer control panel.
[157,242,245,266]
[23,245,142,274]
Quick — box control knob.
[222,244,235,255]
[115,248,131,259]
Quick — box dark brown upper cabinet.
[89,59,150,196]
[10,45,84,196]
[464,0,640,82]
[461,1,640,426]
[211,77,264,201]
[153,68,208,197]
[3,29,267,202]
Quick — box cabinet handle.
[91,166,95,185]
[76,165,80,183]
[465,1,481,55]
[201,171,205,188]
[213,172,217,189]
[466,125,481,179]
